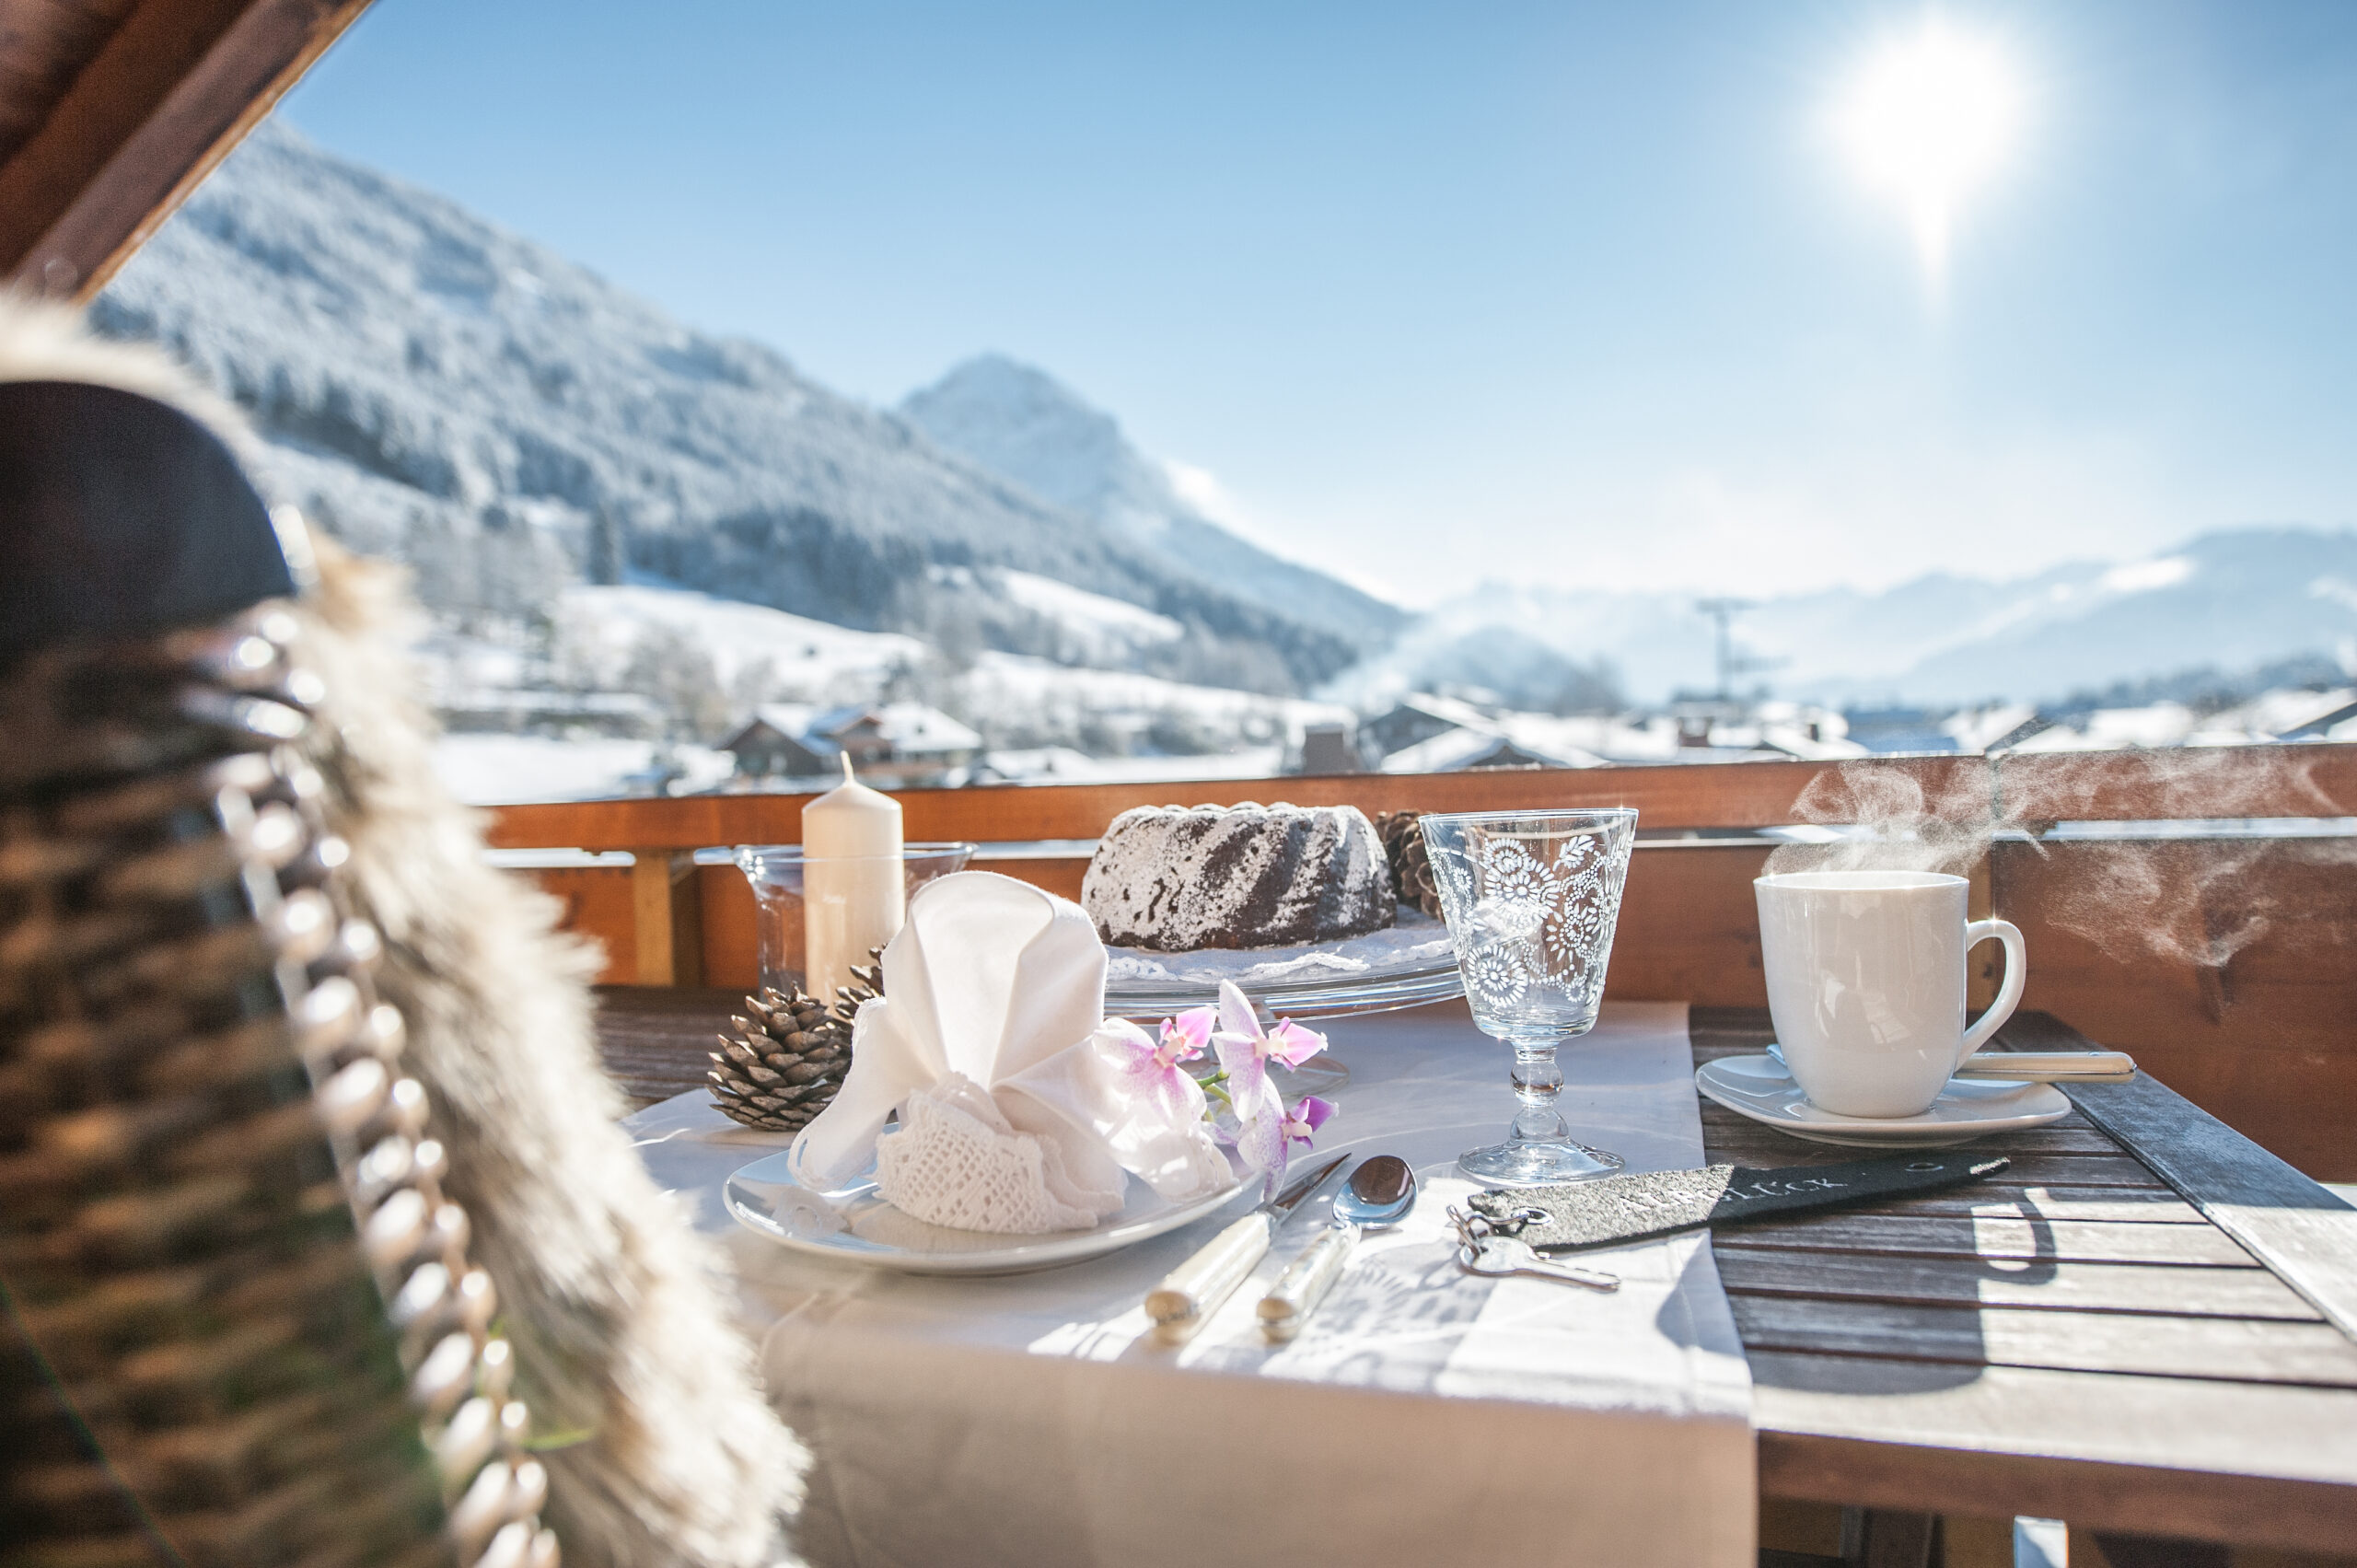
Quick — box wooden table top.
[594,990,2357,1556]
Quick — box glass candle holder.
[734,843,975,1000]
[1418,808,1638,1185]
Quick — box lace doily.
[873,1074,1126,1234]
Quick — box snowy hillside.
[900,355,1405,649]
[93,122,1357,692]
[552,582,925,695]
[524,576,1341,761]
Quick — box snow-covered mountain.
[1333,527,2357,709]
[93,122,1358,693]
[89,120,2356,731]
[899,355,1405,650]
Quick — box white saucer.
[1695,1052,2070,1148]
[724,1148,1251,1275]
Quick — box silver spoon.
[1257,1155,1417,1343]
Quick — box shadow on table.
[1260,1238,1497,1389]
[1711,1171,2067,1397]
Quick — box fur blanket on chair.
[1,295,808,1568]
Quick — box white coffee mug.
[1754,870,2027,1119]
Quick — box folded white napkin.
[789,872,1232,1232]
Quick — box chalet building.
[1354,692,1499,768]
[720,702,981,786]
[1295,721,1362,773]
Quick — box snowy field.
[432,736,735,805]
[431,733,1292,806]
[560,582,924,691]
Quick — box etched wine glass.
[1420,808,1639,1185]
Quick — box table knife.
[1953,1050,2136,1082]
[1146,1154,1347,1345]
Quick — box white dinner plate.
[1696,1051,2070,1148]
[1102,911,1464,1020]
[723,1148,1253,1275]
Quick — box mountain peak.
[900,354,1143,521]
[900,354,1405,648]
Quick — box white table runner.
[626,1000,1754,1568]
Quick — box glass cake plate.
[1100,910,1464,1021]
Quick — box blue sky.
[284,1,2357,606]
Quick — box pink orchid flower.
[1208,980,1330,1194]
[1098,1016,1208,1131]
[1157,1005,1215,1070]
[1281,1095,1337,1148]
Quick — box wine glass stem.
[1511,1043,1569,1142]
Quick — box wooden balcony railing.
[489,746,2357,1179]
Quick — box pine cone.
[1375,809,1445,919]
[833,947,885,1023]
[707,985,855,1132]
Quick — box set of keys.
[1445,1204,1620,1292]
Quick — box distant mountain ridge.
[1331,526,2357,708]
[93,122,1369,693]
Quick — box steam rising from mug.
[1763,752,2357,972]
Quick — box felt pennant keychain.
[1466,1153,2011,1252]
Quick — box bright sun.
[1834,17,2024,281]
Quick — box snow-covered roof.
[807,703,879,738]
[1945,703,2039,753]
[1752,725,1871,761]
[874,703,983,754]
[1380,726,1603,773]
[1387,691,1502,732]
[745,703,819,738]
[731,702,980,756]
[2205,687,2357,740]
[2009,703,2201,753]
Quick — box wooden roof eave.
[0,0,373,303]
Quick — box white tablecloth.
[626,1000,1755,1568]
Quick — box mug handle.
[1956,918,2028,1064]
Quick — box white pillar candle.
[803,754,905,1005]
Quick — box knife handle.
[1258,1222,1358,1343]
[1147,1212,1274,1343]
[1956,1050,2136,1081]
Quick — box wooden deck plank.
[1762,1405,2357,1556]
[1696,1116,2126,1157]
[1751,1355,2357,1554]
[1730,1296,2357,1388]
[1713,1212,2257,1267]
[1998,1013,2357,1346]
[1866,1187,2208,1224]
[1698,1145,2171,1191]
[1715,1250,2324,1319]
[1696,1006,2357,1546]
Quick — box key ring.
[1450,1201,1547,1241]
[1446,1203,1496,1243]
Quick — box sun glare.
[1834,17,2024,284]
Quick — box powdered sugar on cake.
[1081,802,1396,952]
